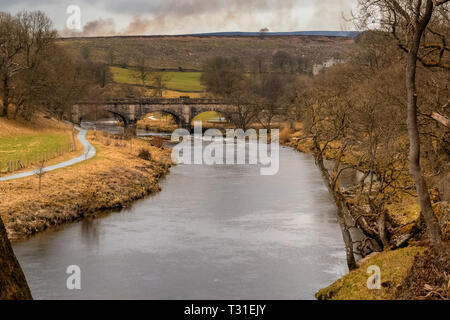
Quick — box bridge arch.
[72,98,234,132]
[104,110,128,126]
[136,110,181,127]
[191,110,226,124]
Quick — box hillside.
[57,35,355,70]
[179,31,360,37]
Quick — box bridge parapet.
[77,97,228,105]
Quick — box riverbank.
[315,243,450,300]
[1,130,172,242]
[281,124,449,300]
[315,246,425,300]
[282,125,448,238]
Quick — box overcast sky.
[1,0,358,36]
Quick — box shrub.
[150,136,164,148]
[138,148,152,161]
[398,247,450,300]
[279,126,292,144]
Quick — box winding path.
[0,127,96,182]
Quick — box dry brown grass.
[136,113,178,133]
[397,246,450,300]
[0,114,71,136]
[0,131,172,241]
[279,126,292,144]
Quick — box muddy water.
[13,145,349,300]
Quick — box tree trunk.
[377,210,389,248]
[334,193,358,271]
[313,141,358,270]
[0,217,32,300]
[405,2,442,247]
[1,74,9,118]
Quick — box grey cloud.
[3,0,357,36]
[106,0,300,16]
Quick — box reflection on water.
[80,120,124,135]
[323,159,366,189]
[80,120,172,138]
[80,218,101,247]
[13,144,347,300]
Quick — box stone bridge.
[71,97,233,132]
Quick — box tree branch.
[433,0,450,6]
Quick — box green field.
[192,111,224,122]
[0,133,71,169]
[143,111,222,123]
[110,67,204,92]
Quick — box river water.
[12,143,352,300]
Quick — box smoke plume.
[59,0,356,37]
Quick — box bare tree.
[355,0,449,247]
[294,49,417,264]
[221,97,257,131]
[0,13,24,118]
[202,57,257,130]
[35,160,46,194]
[259,27,269,39]
[0,11,56,119]
[150,72,170,97]
[299,84,358,270]
[38,46,91,120]
[272,51,295,74]
[133,54,152,88]
[253,72,292,130]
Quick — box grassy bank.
[316,246,425,300]
[0,129,172,242]
[0,116,82,175]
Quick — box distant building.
[312,57,342,76]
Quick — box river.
[12,141,353,300]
